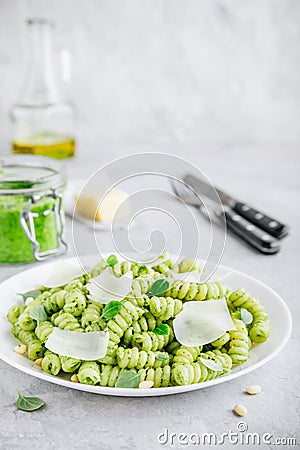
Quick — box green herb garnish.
[155,353,169,361]
[106,255,118,267]
[151,279,169,297]
[101,301,124,320]
[153,324,169,335]
[199,357,223,372]
[18,289,41,302]
[139,265,148,274]
[115,370,141,388]
[240,307,253,325]
[29,305,48,323]
[16,386,45,412]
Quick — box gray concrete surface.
[0,146,299,449]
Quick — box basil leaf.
[240,307,253,325]
[199,357,223,372]
[101,301,124,320]
[139,265,149,275]
[18,290,41,302]
[115,370,141,388]
[151,279,169,297]
[106,255,118,267]
[16,387,45,412]
[29,306,48,323]
[155,352,169,361]
[153,324,169,336]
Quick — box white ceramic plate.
[0,255,292,397]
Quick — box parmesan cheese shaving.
[173,298,236,346]
[45,328,109,360]
[86,269,132,304]
[44,261,84,288]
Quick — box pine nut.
[14,344,27,355]
[233,404,247,417]
[71,374,79,383]
[34,358,43,367]
[139,380,154,389]
[246,385,261,395]
[25,297,34,306]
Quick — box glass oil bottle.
[11,19,76,159]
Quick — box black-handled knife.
[170,178,281,255]
[184,174,289,239]
[215,206,281,254]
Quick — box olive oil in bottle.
[10,19,76,159]
[12,134,75,159]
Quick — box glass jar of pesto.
[0,155,67,263]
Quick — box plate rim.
[0,254,292,397]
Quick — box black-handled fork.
[170,179,281,255]
[184,174,289,240]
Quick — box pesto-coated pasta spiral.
[117,347,170,369]
[18,296,44,330]
[12,323,35,345]
[111,260,153,278]
[89,259,107,278]
[78,362,101,385]
[85,321,107,332]
[132,328,172,352]
[131,277,153,297]
[152,262,173,275]
[175,257,198,273]
[126,293,150,308]
[111,261,132,277]
[165,341,181,355]
[48,287,61,294]
[50,312,59,324]
[18,311,36,331]
[122,312,158,346]
[131,273,163,297]
[211,332,231,349]
[99,364,121,387]
[12,323,45,361]
[41,350,61,375]
[98,344,118,365]
[228,319,249,365]
[149,296,183,321]
[166,280,228,301]
[172,350,232,385]
[60,355,81,373]
[229,288,270,343]
[7,305,25,325]
[132,264,155,278]
[63,288,87,316]
[53,311,83,331]
[81,301,103,328]
[42,290,66,315]
[172,346,202,365]
[139,366,171,387]
[204,349,233,371]
[35,321,54,343]
[64,278,85,292]
[107,301,144,346]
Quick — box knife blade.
[184,174,289,239]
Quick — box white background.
[0,0,300,153]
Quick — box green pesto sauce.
[0,195,59,263]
